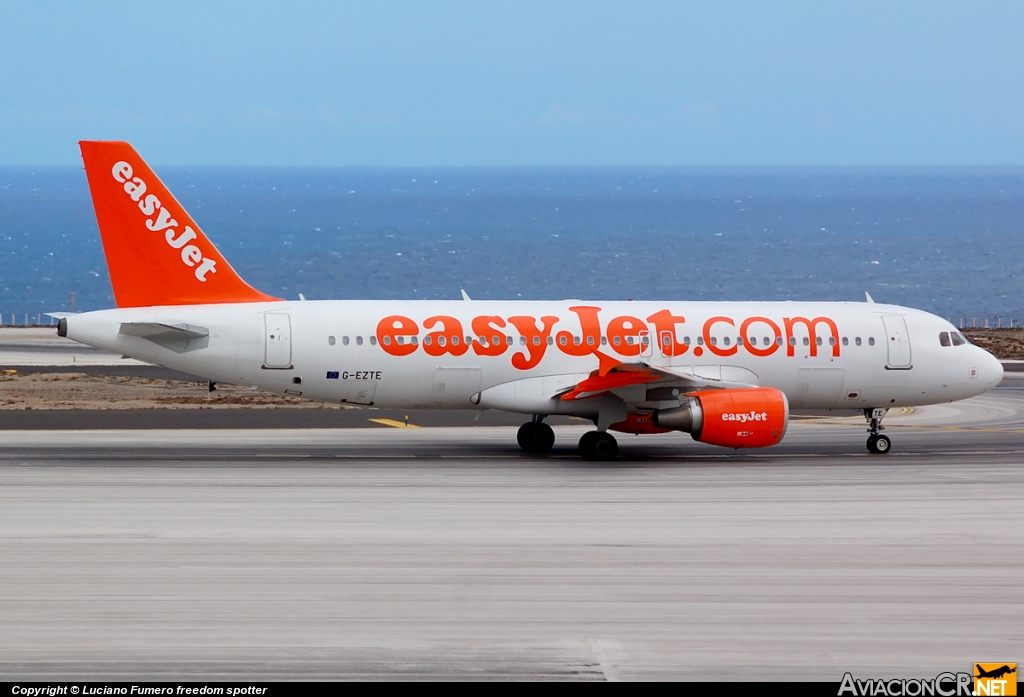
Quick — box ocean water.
[1,167,1023,324]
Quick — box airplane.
[56,141,1004,460]
[976,665,1016,680]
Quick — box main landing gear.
[865,407,891,454]
[517,417,555,453]
[516,418,619,461]
[578,431,618,461]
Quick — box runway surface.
[1,392,1022,680]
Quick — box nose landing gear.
[517,417,555,453]
[865,408,891,454]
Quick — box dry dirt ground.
[0,373,347,411]
[961,328,1024,360]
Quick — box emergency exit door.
[264,313,292,369]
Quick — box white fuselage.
[63,300,1003,417]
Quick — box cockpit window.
[939,332,951,347]
[951,332,967,346]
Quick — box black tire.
[867,434,892,454]
[533,423,555,452]
[578,431,600,459]
[580,431,618,461]
[873,434,891,454]
[517,423,538,452]
[518,422,555,453]
[593,433,618,460]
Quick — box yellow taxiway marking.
[368,418,420,429]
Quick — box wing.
[559,361,760,401]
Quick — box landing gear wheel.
[517,422,555,453]
[579,431,618,461]
[866,434,891,454]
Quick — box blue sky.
[1,1,1022,166]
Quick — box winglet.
[865,292,875,304]
[79,141,280,308]
[461,289,472,301]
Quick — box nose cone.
[978,347,1004,390]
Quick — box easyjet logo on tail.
[111,161,218,282]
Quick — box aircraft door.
[881,315,912,369]
[264,313,292,369]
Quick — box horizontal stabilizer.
[119,322,209,353]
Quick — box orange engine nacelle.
[653,387,789,449]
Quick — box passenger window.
[369,336,377,346]
[737,336,743,346]
[855,337,862,346]
[547,336,554,345]
[939,332,951,347]
[600,336,607,345]
[411,336,418,345]
[465,336,472,345]
[697,337,704,346]
[613,336,621,346]
[328,335,336,346]
[710,337,718,346]
[868,337,875,346]
[683,336,691,345]
[828,337,835,346]
[356,336,363,346]
[342,336,350,346]
[424,336,432,346]
[383,336,392,345]
[803,337,809,346]
[533,336,541,346]
[519,336,526,346]
[723,336,731,346]
[587,336,595,346]
[559,335,568,346]
[507,336,514,346]
[573,336,581,345]
[438,336,447,347]
[789,336,796,346]
[951,332,966,346]
[747,337,756,346]
[491,335,500,345]
[842,337,848,346]
[451,336,459,346]
[815,337,822,346]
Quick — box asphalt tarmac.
[1,390,1022,681]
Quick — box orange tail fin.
[79,141,280,307]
